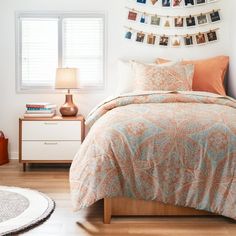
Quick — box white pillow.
[116,59,180,95]
[116,60,134,95]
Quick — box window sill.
[16,86,106,94]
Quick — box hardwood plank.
[0,160,235,236]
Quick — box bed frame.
[103,197,213,224]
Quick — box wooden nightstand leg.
[23,163,26,172]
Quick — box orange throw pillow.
[155,56,229,95]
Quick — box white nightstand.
[19,115,85,171]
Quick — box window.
[16,13,105,92]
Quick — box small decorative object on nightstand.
[19,115,85,171]
[55,68,80,117]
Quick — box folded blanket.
[70,91,236,220]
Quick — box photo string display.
[125,0,222,47]
[133,0,221,8]
[127,7,221,28]
[124,26,219,47]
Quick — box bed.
[70,91,236,223]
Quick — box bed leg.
[104,198,111,224]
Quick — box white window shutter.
[21,18,58,87]
[62,17,104,88]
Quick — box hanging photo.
[159,35,169,46]
[151,0,158,5]
[163,17,171,27]
[196,33,206,44]
[147,34,156,45]
[197,14,208,25]
[196,0,206,4]
[128,11,137,21]
[136,32,145,42]
[173,0,183,7]
[140,14,147,24]
[137,0,147,4]
[174,17,184,27]
[184,35,194,46]
[210,11,221,22]
[207,30,218,42]
[184,0,194,6]
[162,0,171,7]
[171,36,181,47]
[151,15,161,26]
[186,15,196,27]
[125,31,133,40]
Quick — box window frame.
[15,11,107,94]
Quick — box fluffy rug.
[0,186,55,236]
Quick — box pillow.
[116,60,135,95]
[155,56,229,95]
[132,61,194,92]
[116,60,179,95]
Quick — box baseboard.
[9,152,18,160]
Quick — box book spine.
[26,108,53,111]
[26,105,45,108]
[26,105,57,109]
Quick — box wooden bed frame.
[103,197,213,224]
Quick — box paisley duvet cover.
[70,91,236,220]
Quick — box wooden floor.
[0,161,235,236]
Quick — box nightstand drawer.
[22,121,81,141]
[22,141,81,161]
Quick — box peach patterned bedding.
[70,91,236,220]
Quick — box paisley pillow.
[132,61,194,92]
[116,59,179,95]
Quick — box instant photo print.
[136,32,145,42]
[184,0,194,6]
[140,14,147,24]
[151,15,161,26]
[196,33,206,44]
[172,0,183,7]
[162,0,171,7]
[125,31,132,40]
[159,36,169,46]
[151,0,158,5]
[172,37,181,47]
[128,11,137,21]
[147,34,156,45]
[184,35,193,46]
[186,15,196,27]
[137,0,147,4]
[196,0,206,4]
[197,14,208,25]
[175,17,184,27]
[207,30,218,42]
[210,11,221,22]
[163,17,171,27]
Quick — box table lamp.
[55,68,80,117]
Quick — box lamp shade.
[55,68,80,89]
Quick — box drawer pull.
[44,142,58,145]
[44,122,58,125]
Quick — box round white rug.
[0,186,55,236]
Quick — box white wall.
[0,0,234,158]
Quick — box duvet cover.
[70,91,236,220]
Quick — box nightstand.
[19,115,85,171]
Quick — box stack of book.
[24,103,57,118]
